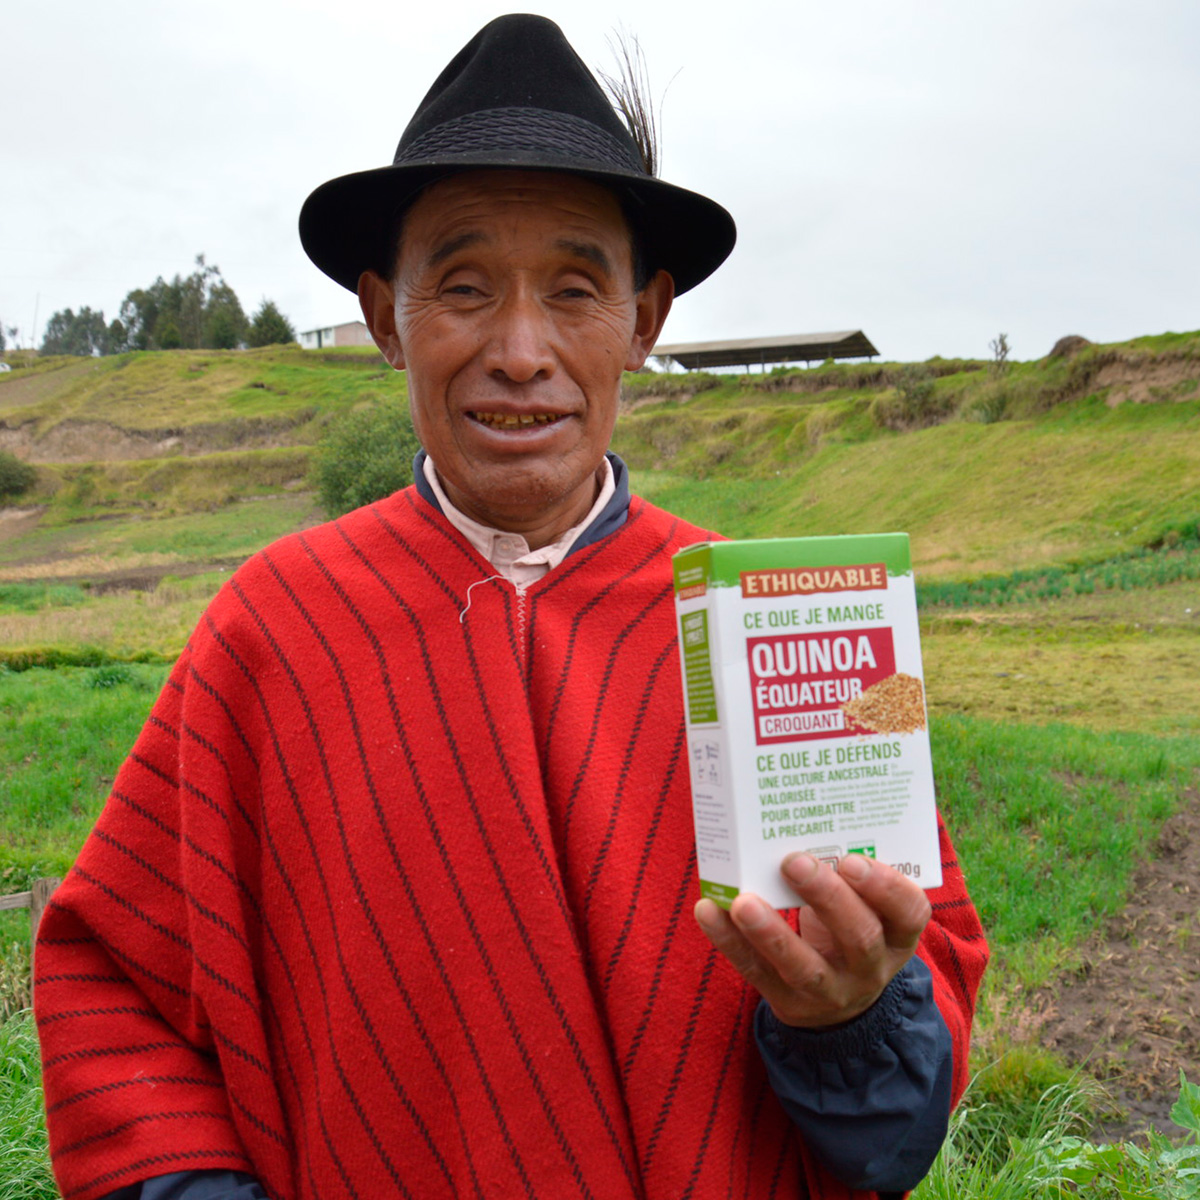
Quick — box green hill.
[1,331,1197,734]
[616,331,1200,573]
[2,332,1196,574]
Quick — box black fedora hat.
[299,14,736,296]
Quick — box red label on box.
[747,626,897,745]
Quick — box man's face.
[359,170,672,546]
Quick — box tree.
[40,309,78,355]
[38,255,264,356]
[310,402,420,516]
[0,451,37,500]
[247,299,296,347]
[40,307,110,356]
[204,280,248,350]
[176,255,214,349]
[989,332,1011,377]
[117,256,250,351]
[0,324,5,352]
[157,317,183,350]
[147,272,192,349]
[119,285,164,351]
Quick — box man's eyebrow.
[426,231,488,269]
[555,239,614,277]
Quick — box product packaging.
[673,534,941,909]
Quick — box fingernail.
[782,853,819,886]
[839,854,871,881]
[694,898,719,930]
[731,894,771,931]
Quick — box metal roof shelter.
[651,330,878,371]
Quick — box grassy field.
[1,332,1199,1194]
[2,674,1197,1193]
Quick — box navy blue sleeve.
[103,1171,268,1200]
[755,956,953,1195]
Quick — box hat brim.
[298,155,736,297]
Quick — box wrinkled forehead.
[390,169,637,278]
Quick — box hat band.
[395,106,644,175]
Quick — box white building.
[299,320,376,350]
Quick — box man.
[36,16,987,1200]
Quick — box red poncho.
[36,491,987,1200]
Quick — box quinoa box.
[673,533,941,909]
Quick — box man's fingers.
[779,853,883,970]
[696,896,831,1010]
[781,853,930,963]
[695,881,922,1028]
[694,898,758,974]
[833,855,932,949]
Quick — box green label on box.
[679,609,718,723]
[674,533,912,591]
[673,543,712,594]
[700,879,740,908]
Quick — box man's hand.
[694,853,932,1029]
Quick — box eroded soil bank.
[1034,791,1200,1140]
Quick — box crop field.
[2,333,1199,1196]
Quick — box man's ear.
[623,270,675,372]
[358,270,406,371]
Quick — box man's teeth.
[470,412,561,428]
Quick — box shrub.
[310,402,422,517]
[0,452,37,501]
[88,664,136,689]
[961,382,1011,424]
[871,367,956,431]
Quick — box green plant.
[0,452,37,501]
[915,1074,1200,1199]
[963,383,1010,424]
[247,298,297,347]
[0,1011,57,1200]
[87,663,135,689]
[955,1048,1099,1174]
[917,526,1200,609]
[990,332,1011,377]
[310,401,421,516]
[0,942,31,1025]
[870,366,957,430]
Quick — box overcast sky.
[4,0,1198,364]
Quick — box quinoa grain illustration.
[841,672,926,734]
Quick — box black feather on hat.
[299,14,736,296]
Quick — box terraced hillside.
[2,330,1197,728]
[2,332,1198,586]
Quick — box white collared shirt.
[422,455,616,587]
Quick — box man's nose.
[481,293,556,383]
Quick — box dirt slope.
[1034,791,1200,1139]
